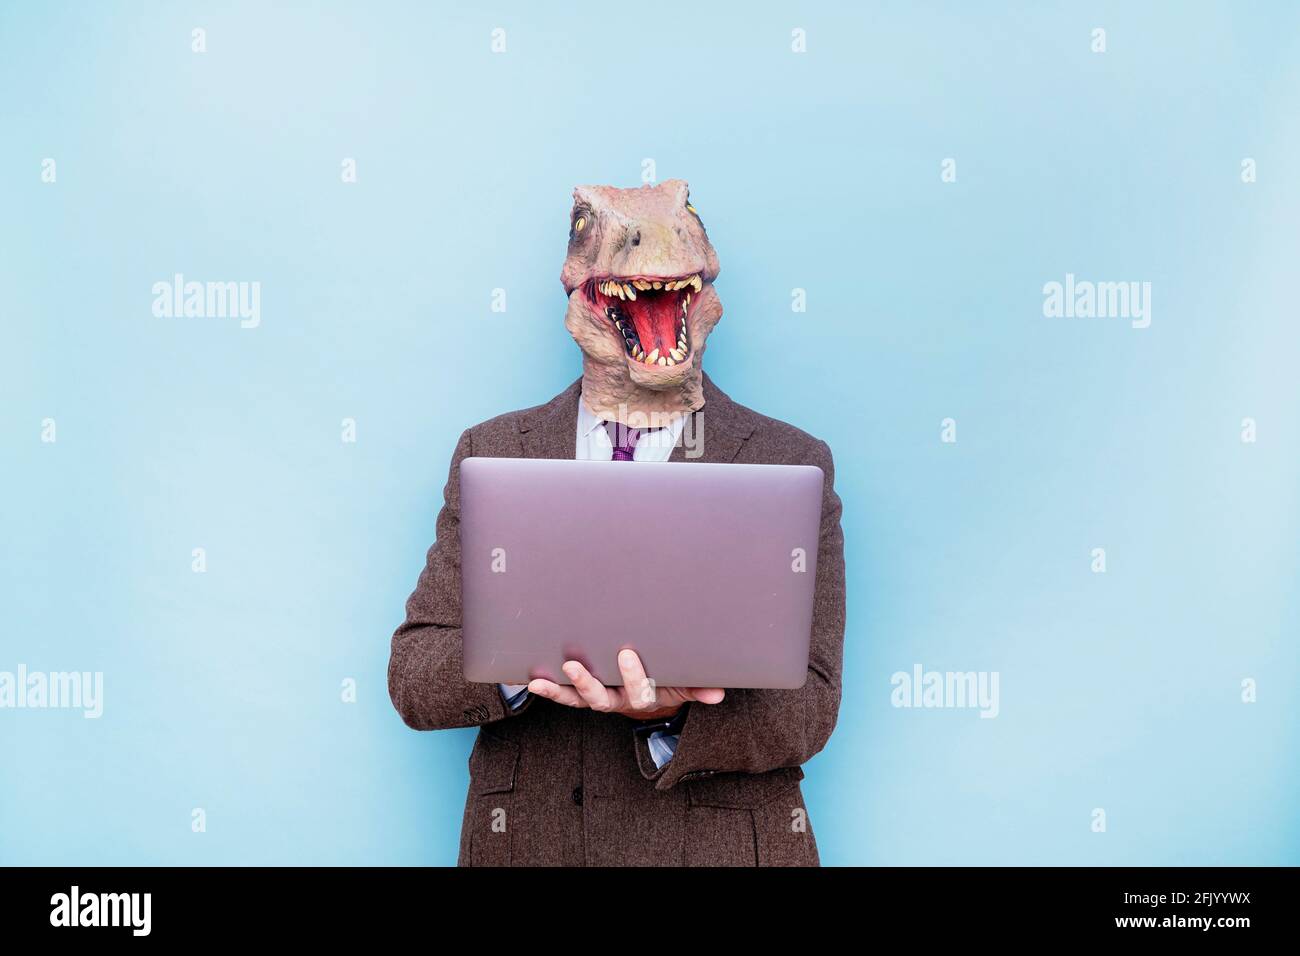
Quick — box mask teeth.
[607,306,644,361]
[596,274,702,301]
[604,303,691,367]
[595,274,700,365]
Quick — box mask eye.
[574,215,587,232]
[686,203,698,216]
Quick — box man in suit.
[388,180,845,866]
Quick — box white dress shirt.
[499,394,690,767]
[573,396,689,463]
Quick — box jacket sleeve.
[635,438,846,789]
[388,428,533,730]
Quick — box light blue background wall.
[3,1,1297,865]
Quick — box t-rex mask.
[561,179,722,423]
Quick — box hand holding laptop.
[526,649,725,720]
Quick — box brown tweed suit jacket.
[388,373,846,866]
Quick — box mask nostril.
[631,231,641,247]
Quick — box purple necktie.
[605,420,642,461]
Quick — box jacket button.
[571,786,584,806]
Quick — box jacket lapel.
[519,378,582,460]
[669,373,755,464]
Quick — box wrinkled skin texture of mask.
[561,179,722,422]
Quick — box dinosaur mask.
[561,179,722,421]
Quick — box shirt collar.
[577,393,690,442]
[577,395,608,439]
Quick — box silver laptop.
[459,457,823,689]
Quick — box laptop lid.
[459,457,822,689]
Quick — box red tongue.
[624,294,679,353]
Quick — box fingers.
[527,678,586,708]
[686,687,726,705]
[530,660,725,714]
[562,661,618,712]
[617,649,659,712]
